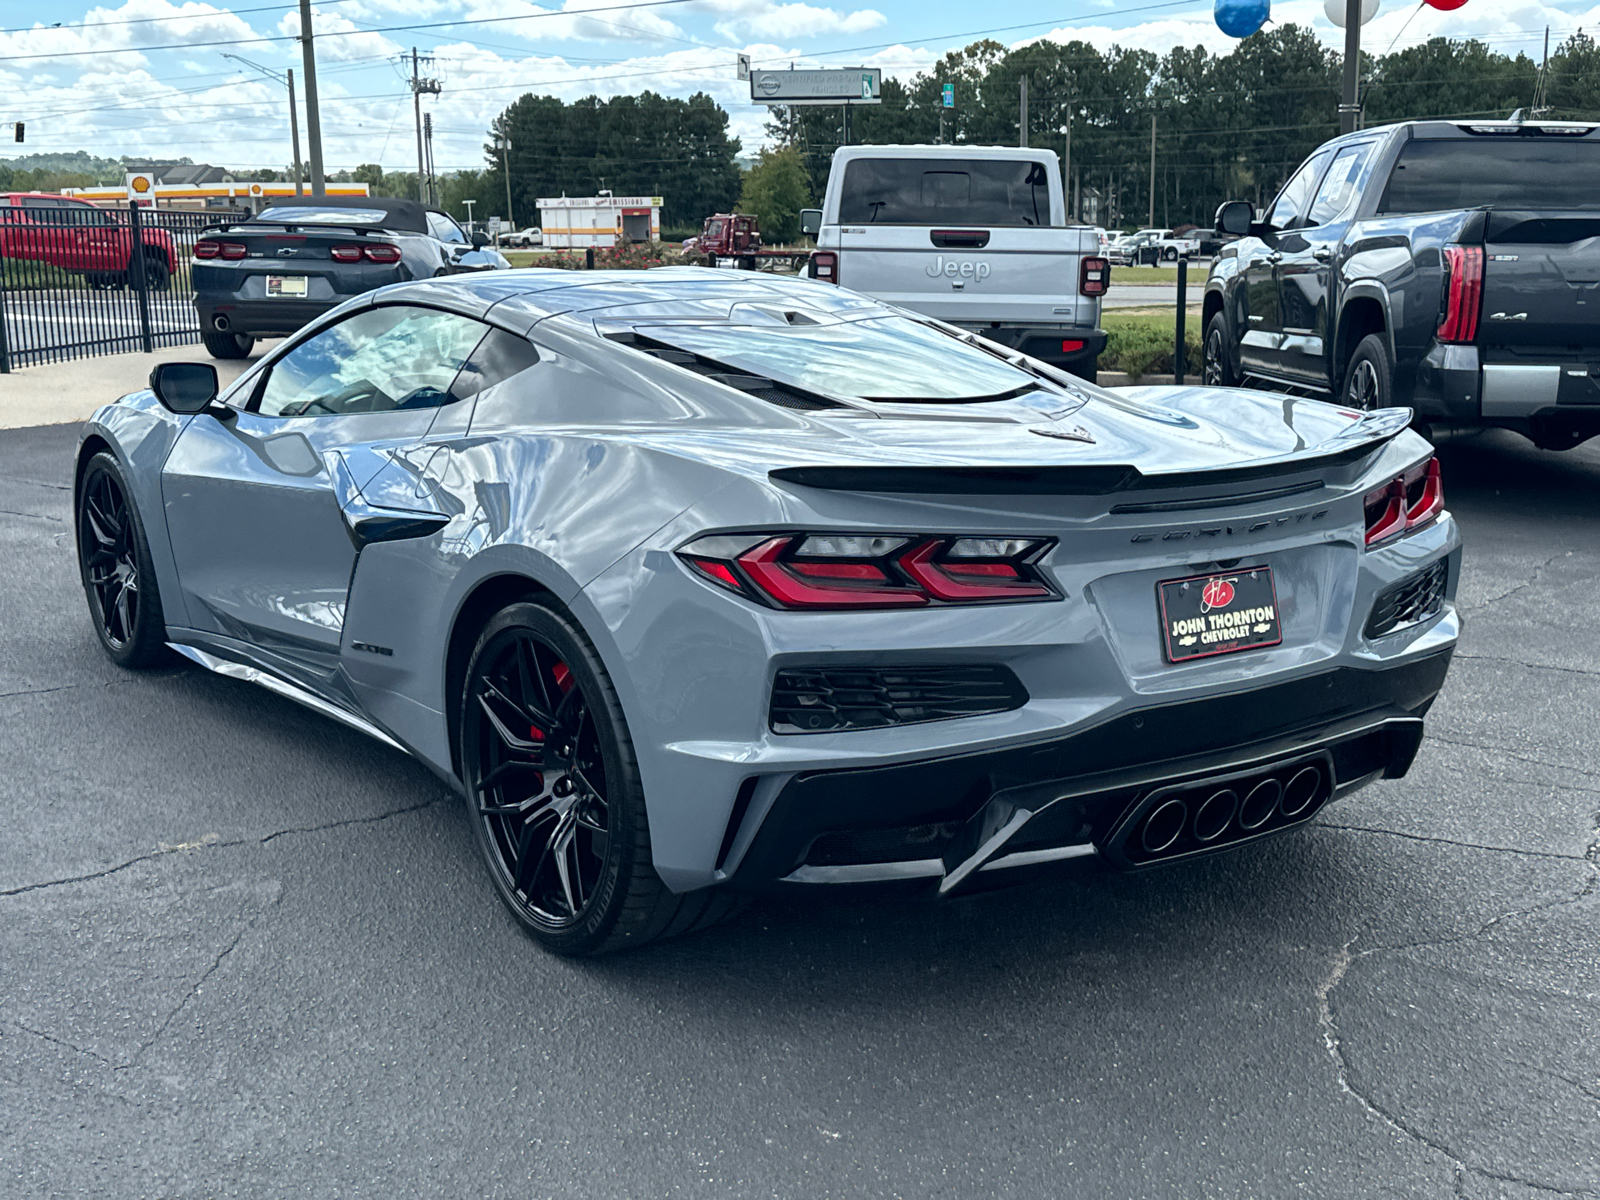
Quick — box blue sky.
[1,0,1595,173]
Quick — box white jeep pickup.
[800,145,1108,380]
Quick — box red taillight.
[363,243,401,264]
[219,242,247,260]
[193,240,220,259]
[1080,256,1109,297]
[1365,457,1444,547]
[1061,339,1085,353]
[330,244,363,262]
[677,533,1055,609]
[1437,245,1483,343]
[809,250,838,284]
[738,537,926,608]
[899,540,1050,601]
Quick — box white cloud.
[279,8,402,61]
[699,0,886,41]
[0,0,259,72]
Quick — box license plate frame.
[1158,566,1283,664]
[265,275,308,298]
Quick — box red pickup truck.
[0,193,177,291]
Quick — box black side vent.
[770,664,1028,734]
[1366,560,1448,639]
[604,330,844,410]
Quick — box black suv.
[1201,119,1600,449]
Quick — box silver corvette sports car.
[76,269,1460,955]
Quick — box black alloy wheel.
[461,601,748,955]
[142,255,171,293]
[1202,312,1238,388]
[1343,333,1392,412]
[76,452,168,667]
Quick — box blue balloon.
[1214,0,1269,37]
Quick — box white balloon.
[1325,0,1380,25]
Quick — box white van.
[800,145,1108,379]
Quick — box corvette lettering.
[1130,510,1329,543]
[925,256,991,281]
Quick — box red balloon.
[1423,0,1468,9]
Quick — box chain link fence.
[0,201,239,372]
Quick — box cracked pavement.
[1,421,1597,1199]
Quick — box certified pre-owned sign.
[748,68,882,106]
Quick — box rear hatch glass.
[637,316,1040,402]
[838,158,1054,226]
[1379,137,1600,212]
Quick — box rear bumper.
[728,649,1451,892]
[196,295,341,338]
[958,323,1107,369]
[1413,344,1600,443]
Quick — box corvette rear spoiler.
[768,409,1414,496]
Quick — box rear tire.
[1342,333,1392,411]
[460,601,743,956]
[140,256,171,292]
[1202,312,1240,388]
[201,328,254,359]
[76,452,170,669]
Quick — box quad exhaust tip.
[1124,759,1330,865]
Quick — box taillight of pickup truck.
[1436,246,1484,343]
[1080,256,1109,297]
[809,250,839,284]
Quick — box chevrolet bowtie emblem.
[276,247,297,257]
[1031,425,1095,444]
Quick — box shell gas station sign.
[124,172,156,207]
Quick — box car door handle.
[1312,247,1333,262]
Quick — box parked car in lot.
[1107,227,1198,265]
[505,226,543,247]
[75,268,1458,955]
[1203,118,1600,449]
[0,192,177,291]
[800,144,1108,379]
[191,195,508,359]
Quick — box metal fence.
[0,201,240,372]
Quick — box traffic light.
[13,122,22,143]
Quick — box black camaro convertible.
[191,195,508,359]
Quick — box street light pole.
[298,0,325,195]
[287,67,303,196]
[1340,0,1362,135]
[1148,114,1157,228]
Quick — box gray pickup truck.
[1202,118,1600,449]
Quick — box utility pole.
[1148,114,1157,228]
[1339,0,1362,135]
[1019,76,1028,147]
[298,0,325,195]
[497,132,514,229]
[423,111,436,207]
[463,198,475,231]
[409,48,443,206]
[1063,97,1072,220]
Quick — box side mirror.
[148,362,219,415]
[799,208,822,237]
[1215,200,1253,238]
[471,230,490,248]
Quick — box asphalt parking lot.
[1,418,1596,1199]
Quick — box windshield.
[635,316,1043,402]
[1379,137,1600,213]
[838,158,1054,226]
[256,206,390,226]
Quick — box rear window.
[1379,137,1600,213]
[838,158,1054,226]
[256,206,390,226]
[636,316,1041,403]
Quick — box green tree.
[737,146,811,242]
